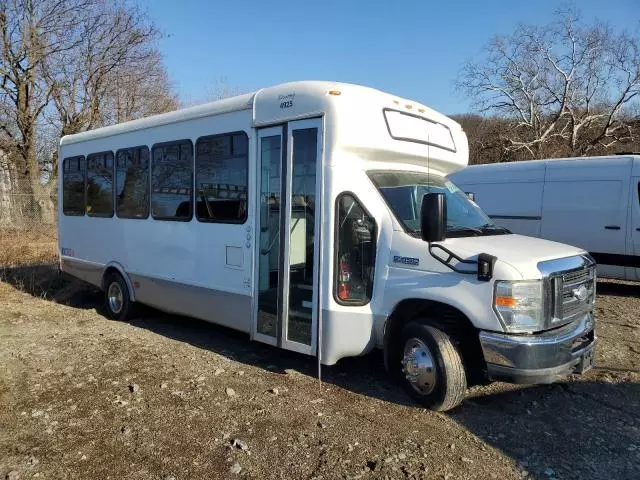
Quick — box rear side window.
[195,132,249,223]
[151,140,193,220]
[86,151,114,217]
[116,146,150,219]
[63,156,85,216]
[335,193,377,305]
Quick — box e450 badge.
[393,255,419,266]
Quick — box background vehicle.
[449,155,640,281]
[58,81,597,411]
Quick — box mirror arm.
[428,243,477,274]
[428,244,497,281]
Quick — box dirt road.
[0,267,638,479]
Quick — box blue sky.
[138,0,639,115]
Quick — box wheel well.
[102,267,127,293]
[383,298,487,385]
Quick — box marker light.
[495,296,517,308]
[328,90,341,96]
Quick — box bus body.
[58,81,597,410]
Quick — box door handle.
[604,225,621,230]
[636,227,640,232]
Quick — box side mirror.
[465,192,475,201]
[421,193,447,242]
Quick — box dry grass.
[0,228,58,267]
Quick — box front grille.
[551,266,596,326]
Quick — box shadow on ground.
[595,279,640,297]
[2,265,639,478]
[0,263,102,309]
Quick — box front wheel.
[397,322,467,411]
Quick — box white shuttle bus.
[58,81,597,411]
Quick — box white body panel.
[59,81,587,367]
[450,156,640,282]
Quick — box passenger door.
[540,159,632,280]
[252,119,323,355]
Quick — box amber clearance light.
[495,296,518,308]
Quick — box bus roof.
[59,81,461,145]
[59,81,468,175]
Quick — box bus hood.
[442,234,586,279]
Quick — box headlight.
[494,280,544,333]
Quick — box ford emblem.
[572,285,589,302]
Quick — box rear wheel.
[104,272,136,321]
[397,322,467,411]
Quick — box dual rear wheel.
[103,272,136,321]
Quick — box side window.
[335,193,377,305]
[62,155,85,216]
[116,146,150,219]
[151,140,193,220]
[195,132,248,223]
[86,151,114,217]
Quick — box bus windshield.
[368,170,509,238]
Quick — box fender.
[102,262,137,302]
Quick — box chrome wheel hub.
[107,282,124,314]
[402,338,436,395]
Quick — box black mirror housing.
[465,192,475,201]
[477,253,497,281]
[421,193,447,242]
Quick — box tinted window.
[335,194,377,305]
[86,151,114,217]
[151,140,193,220]
[116,146,149,219]
[195,132,248,223]
[62,156,85,216]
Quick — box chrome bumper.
[479,314,597,384]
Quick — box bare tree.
[42,1,176,180]
[458,9,640,159]
[101,50,178,125]
[0,0,176,222]
[43,1,175,137]
[0,0,90,203]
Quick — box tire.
[396,322,467,412]
[103,272,136,321]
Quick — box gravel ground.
[0,266,638,480]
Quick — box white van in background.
[449,155,640,281]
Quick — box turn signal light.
[495,296,517,308]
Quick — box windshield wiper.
[447,225,483,236]
[479,223,511,234]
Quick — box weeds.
[0,228,58,267]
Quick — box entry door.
[253,119,322,355]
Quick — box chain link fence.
[0,193,58,267]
